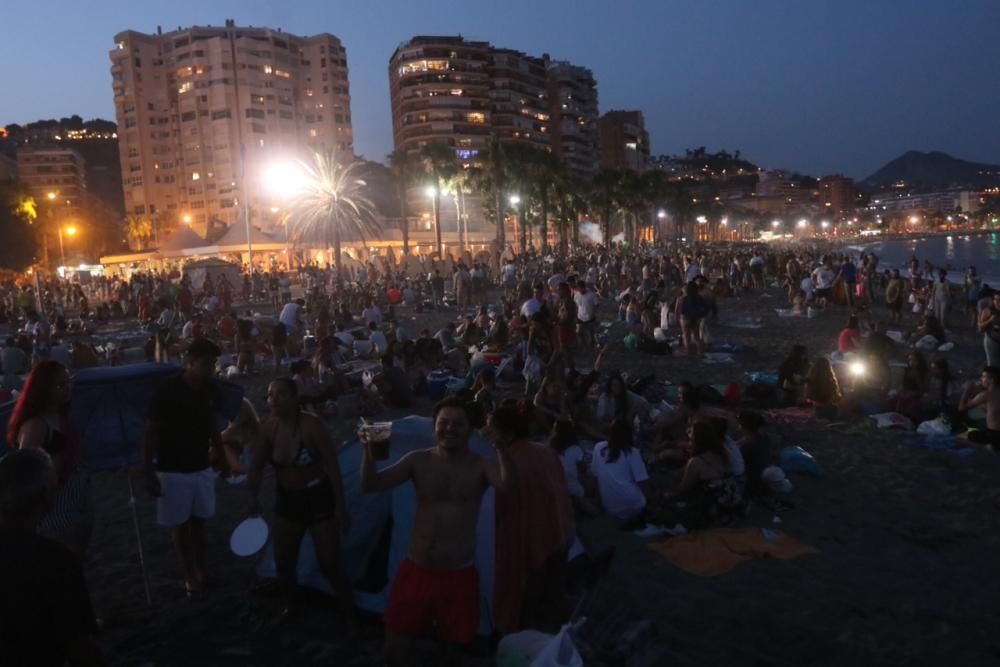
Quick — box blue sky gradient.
[2,0,998,178]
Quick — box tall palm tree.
[281,148,380,288]
[441,168,474,253]
[523,147,561,254]
[388,149,419,256]
[591,169,625,244]
[417,142,458,257]
[467,140,511,246]
[553,174,586,250]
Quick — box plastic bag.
[871,412,914,430]
[530,625,584,667]
[497,630,553,667]
[917,418,951,436]
[779,446,827,478]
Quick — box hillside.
[863,150,1000,190]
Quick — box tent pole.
[127,473,153,606]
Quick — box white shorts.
[156,469,217,527]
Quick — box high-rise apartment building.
[16,145,88,217]
[817,175,857,214]
[389,36,598,170]
[111,20,353,236]
[546,60,599,181]
[598,111,650,171]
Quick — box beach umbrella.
[0,363,243,604]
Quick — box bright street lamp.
[797,219,808,228]
[720,218,728,226]
[46,191,57,201]
[771,220,781,228]
[509,194,521,206]
[909,215,919,224]
[821,221,830,229]
[57,225,78,266]
[182,214,192,225]
[657,209,666,220]
[426,185,438,198]
[696,216,707,224]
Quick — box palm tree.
[387,150,419,256]
[553,175,586,250]
[591,169,625,244]
[441,168,475,253]
[125,214,154,251]
[467,140,511,246]
[417,142,458,257]
[281,148,381,288]
[523,147,561,254]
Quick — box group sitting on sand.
[4,238,1000,665]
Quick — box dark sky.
[3,0,998,178]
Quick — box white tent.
[182,257,241,291]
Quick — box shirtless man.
[958,365,1000,451]
[361,397,511,666]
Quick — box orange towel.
[649,527,819,576]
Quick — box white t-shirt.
[685,263,702,283]
[502,264,517,283]
[723,438,745,477]
[812,266,835,289]
[590,441,648,520]
[561,445,586,498]
[520,297,542,319]
[279,303,302,332]
[799,276,815,299]
[574,291,598,322]
[362,305,383,326]
[369,329,388,354]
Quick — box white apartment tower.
[110,20,353,236]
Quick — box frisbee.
[230,517,269,557]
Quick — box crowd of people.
[2,238,999,665]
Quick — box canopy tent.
[215,224,285,253]
[157,226,215,258]
[182,257,241,292]
[256,415,499,635]
[0,363,244,604]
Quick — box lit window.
[264,64,272,74]
[467,113,486,124]
[625,142,638,150]
[309,129,318,137]
[451,89,463,96]
[178,82,192,94]
[191,172,200,181]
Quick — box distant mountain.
[863,150,1000,190]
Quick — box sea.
[845,232,1000,286]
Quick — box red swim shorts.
[384,557,480,644]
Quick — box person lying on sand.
[958,365,1000,451]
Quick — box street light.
[821,221,830,230]
[797,219,808,228]
[771,220,781,228]
[657,209,666,220]
[57,225,78,267]
[509,194,521,206]
[182,214,192,225]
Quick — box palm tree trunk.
[399,186,409,256]
[519,208,527,252]
[433,186,443,258]
[495,188,505,246]
[540,186,549,254]
[559,219,568,252]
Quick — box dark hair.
[679,381,701,411]
[604,418,633,463]
[846,315,859,330]
[984,366,1000,385]
[289,359,311,374]
[6,361,68,446]
[738,411,765,433]
[271,376,298,398]
[0,448,54,522]
[187,338,221,361]
[432,396,475,423]
[806,357,841,405]
[490,401,534,440]
[691,420,726,459]
[549,419,577,453]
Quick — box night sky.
[3,0,998,178]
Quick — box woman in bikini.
[248,378,356,631]
[7,360,93,557]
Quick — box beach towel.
[900,434,976,459]
[649,527,819,576]
[765,406,827,425]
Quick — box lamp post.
[58,225,77,267]
[509,194,521,252]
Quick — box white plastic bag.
[530,625,584,667]
[497,630,553,667]
[917,418,950,436]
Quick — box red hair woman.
[7,360,92,556]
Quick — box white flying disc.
[230,517,269,557]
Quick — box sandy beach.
[78,284,1000,666]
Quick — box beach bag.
[780,446,827,478]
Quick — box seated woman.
[595,373,648,436]
[896,350,930,421]
[289,359,338,413]
[486,311,509,347]
[777,344,809,405]
[911,313,947,347]
[804,357,842,418]
[534,373,571,435]
[590,419,649,524]
[549,420,598,515]
[665,420,746,529]
[837,315,862,354]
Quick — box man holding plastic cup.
[360,397,511,666]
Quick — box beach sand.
[83,287,1000,665]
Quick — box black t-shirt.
[148,375,220,473]
[0,526,98,667]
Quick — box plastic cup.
[361,422,392,461]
